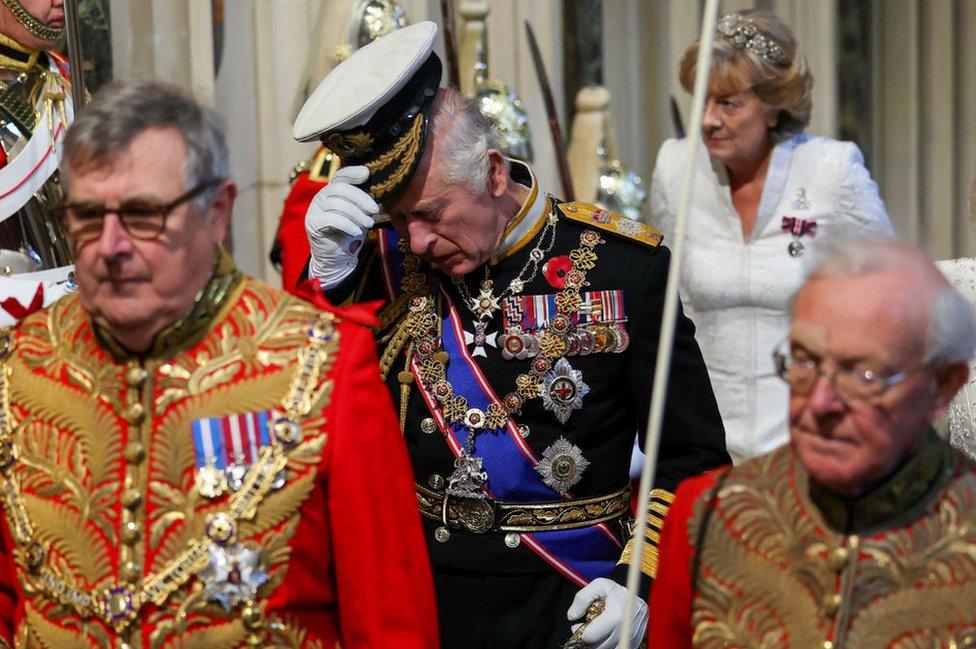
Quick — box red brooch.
[543,255,573,289]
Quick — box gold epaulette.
[618,488,675,579]
[288,147,339,184]
[555,201,663,249]
[308,147,339,183]
[288,158,310,184]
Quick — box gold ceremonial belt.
[416,484,631,535]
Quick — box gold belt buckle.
[442,492,496,534]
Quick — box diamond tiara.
[716,14,787,64]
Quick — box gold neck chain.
[452,197,560,323]
[0,309,339,636]
[396,223,605,442]
[0,0,63,41]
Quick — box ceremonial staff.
[62,0,87,110]
[619,1,720,647]
[524,21,574,201]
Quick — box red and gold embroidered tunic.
[650,437,976,648]
[0,259,437,648]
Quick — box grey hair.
[428,87,508,194]
[60,79,229,212]
[804,237,976,365]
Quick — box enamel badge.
[535,437,590,495]
[196,543,269,611]
[541,358,590,424]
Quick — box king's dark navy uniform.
[325,161,729,646]
[293,19,729,647]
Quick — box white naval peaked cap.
[292,21,442,201]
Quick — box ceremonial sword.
[62,0,87,110]
[524,21,575,202]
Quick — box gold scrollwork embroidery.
[0,286,342,642]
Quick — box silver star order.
[196,543,269,611]
[464,320,498,357]
[541,357,590,424]
[535,437,590,495]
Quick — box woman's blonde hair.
[679,10,813,136]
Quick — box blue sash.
[378,230,621,585]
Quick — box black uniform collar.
[808,428,955,534]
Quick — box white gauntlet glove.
[566,578,648,649]
[305,165,380,289]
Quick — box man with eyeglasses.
[649,238,976,648]
[0,79,438,647]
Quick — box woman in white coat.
[651,10,894,463]
[938,178,976,460]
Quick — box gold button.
[120,561,141,582]
[822,593,841,619]
[241,603,264,631]
[122,489,142,509]
[122,520,141,544]
[434,526,450,543]
[397,371,414,385]
[827,547,848,572]
[123,442,145,464]
[847,535,860,550]
[428,474,444,490]
[125,403,145,425]
[205,512,237,545]
[823,642,834,649]
[125,367,148,388]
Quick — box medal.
[196,543,269,612]
[195,464,227,499]
[536,437,590,495]
[192,411,276,498]
[445,453,489,499]
[781,215,817,258]
[463,320,498,357]
[542,358,590,424]
[226,463,248,492]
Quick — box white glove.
[566,578,648,649]
[305,165,379,289]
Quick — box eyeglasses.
[772,339,915,404]
[57,179,225,245]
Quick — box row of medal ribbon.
[191,410,287,499]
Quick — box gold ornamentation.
[555,200,663,249]
[0,0,64,40]
[617,488,673,579]
[687,447,976,647]
[0,282,341,642]
[346,131,375,153]
[365,114,423,174]
[538,331,568,358]
[0,32,39,71]
[417,483,629,533]
[366,114,425,199]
